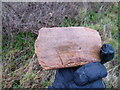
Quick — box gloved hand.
[48,62,107,88]
[48,44,114,88]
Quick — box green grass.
[40,80,51,88]
[12,83,23,88]
[2,32,38,73]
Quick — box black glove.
[48,62,107,88]
[73,62,107,87]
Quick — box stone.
[35,27,102,70]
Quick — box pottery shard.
[35,27,102,70]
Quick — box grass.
[40,80,51,88]
[12,83,23,88]
[2,3,119,88]
[2,32,38,88]
[2,32,38,74]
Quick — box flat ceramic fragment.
[35,27,102,70]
